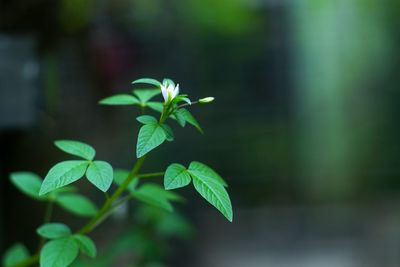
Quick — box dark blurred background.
[2,0,400,266]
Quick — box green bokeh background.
[1,0,400,266]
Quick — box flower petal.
[166,85,173,100]
[161,85,168,102]
[172,84,180,99]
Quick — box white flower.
[161,81,179,103]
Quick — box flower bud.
[199,97,215,104]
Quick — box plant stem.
[78,155,146,235]
[177,101,198,108]
[159,104,168,123]
[137,172,164,179]
[43,201,54,224]
[91,195,132,227]
[12,254,40,267]
[37,200,54,249]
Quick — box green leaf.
[114,169,138,192]
[51,186,78,195]
[172,111,186,127]
[136,115,157,125]
[37,223,72,239]
[161,189,184,202]
[164,164,191,190]
[10,172,46,200]
[73,235,97,258]
[147,102,163,113]
[54,140,96,160]
[188,161,228,187]
[86,161,113,192]
[156,210,195,239]
[173,95,191,105]
[132,184,174,212]
[40,161,89,196]
[161,124,174,141]
[133,89,161,103]
[113,169,129,185]
[40,237,79,267]
[136,124,167,158]
[98,94,140,105]
[190,173,233,222]
[56,194,98,217]
[132,78,161,87]
[47,186,78,201]
[2,243,30,267]
[181,97,191,105]
[178,109,203,133]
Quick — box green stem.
[177,100,198,108]
[12,254,40,267]
[79,171,163,230]
[37,200,54,249]
[78,155,146,235]
[43,200,54,224]
[159,104,168,123]
[137,172,164,179]
[91,195,133,227]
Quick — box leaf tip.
[53,140,62,146]
[9,172,17,182]
[227,213,233,222]
[38,188,47,196]
[164,185,173,190]
[195,126,204,134]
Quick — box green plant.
[2,78,233,267]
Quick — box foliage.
[3,77,233,267]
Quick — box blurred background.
[1,0,400,266]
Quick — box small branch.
[177,101,198,109]
[43,200,54,224]
[137,172,164,179]
[78,155,147,235]
[37,200,54,249]
[12,254,40,267]
[91,195,133,228]
[77,171,163,232]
